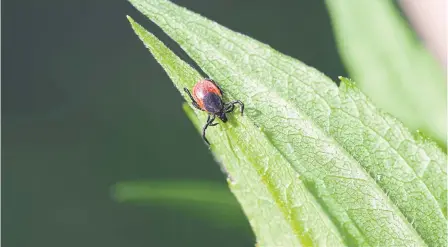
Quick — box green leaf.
[127,17,338,246]
[126,0,447,245]
[113,180,249,230]
[325,0,447,149]
[182,103,342,246]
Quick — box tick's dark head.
[217,112,228,123]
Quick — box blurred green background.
[3,0,347,246]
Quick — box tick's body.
[184,79,244,145]
[192,80,223,112]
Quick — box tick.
[184,78,244,145]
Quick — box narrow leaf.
[325,0,447,148]
[113,180,249,229]
[127,0,447,245]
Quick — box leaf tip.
[126,15,140,33]
[126,15,144,34]
[338,76,355,86]
[339,77,360,93]
[126,15,134,23]
[110,182,125,203]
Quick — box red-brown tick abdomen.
[192,79,222,110]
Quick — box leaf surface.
[126,1,447,245]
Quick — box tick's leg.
[205,78,223,95]
[192,101,202,110]
[224,103,235,113]
[184,88,195,101]
[202,114,216,145]
[208,116,219,126]
[226,100,244,116]
[184,88,202,110]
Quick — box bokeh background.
[7,0,427,246]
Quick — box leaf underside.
[127,0,447,246]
